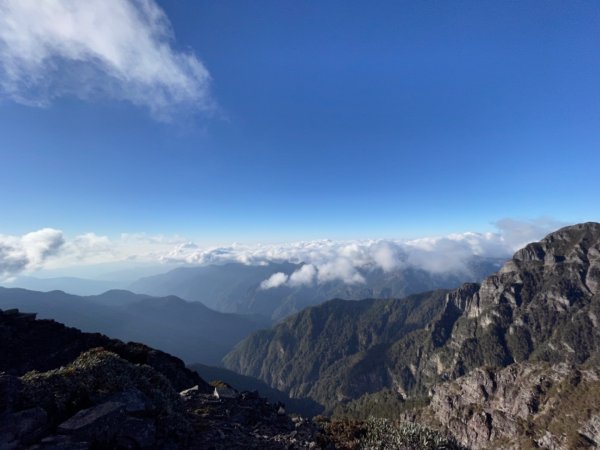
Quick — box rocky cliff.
[424,362,600,449]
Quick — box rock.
[107,387,150,413]
[180,385,200,398]
[0,406,48,447]
[579,415,600,446]
[57,401,126,441]
[425,362,600,449]
[0,373,22,413]
[0,309,210,393]
[213,384,238,399]
[115,417,157,449]
[30,435,91,449]
[0,311,325,448]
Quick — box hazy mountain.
[0,287,269,365]
[4,275,126,296]
[130,257,504,320]
[129,261,299,315]
[223,222,600,429]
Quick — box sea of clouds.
[0,218,564,285]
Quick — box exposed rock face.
[224,223,600,413]
[425,362,600,449]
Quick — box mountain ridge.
[224,222,600,437]
[130,258,503,320]
[0,286,270,365]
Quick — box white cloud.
[494,217,567,251]
[316,258,366,285]
[0,228,65,278]
[0,0,213,120]
[161,218,564,289]
[288,264,317,287]
[260,272,288,289]
[0,218,568,284]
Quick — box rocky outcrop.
[0,310,327,449]
[425,362,600,449]
[1,348,194,449]
[0,306,209,393]
[182,388,321,449]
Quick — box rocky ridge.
[0,309,325,449]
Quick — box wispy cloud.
[493,217,566,251]
[0,0,213,120]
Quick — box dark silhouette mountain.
[130,258,504,320]
[223,223,600,447]
[0,287,269,365]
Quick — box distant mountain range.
[6,276,126,296]
[223,222,600,448]
[0,287,269,365]
[130,257,504,320]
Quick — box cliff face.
[426,222,600,377]
[425,362,600,449]
[224,223,600,413]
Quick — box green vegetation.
[317,417,466,450]
[333,389,429,419]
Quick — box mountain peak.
[512,221,600,263]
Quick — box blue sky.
[0,0,599,247]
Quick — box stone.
[426,362,600,449]
[579,415,600,446]
[0,373,22,413]
[179,384,200,398]
[31,435,91,449]
[107,387,150,413]
[0,407,48,447]
[115,417,157,449]
[57,401,126,441]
